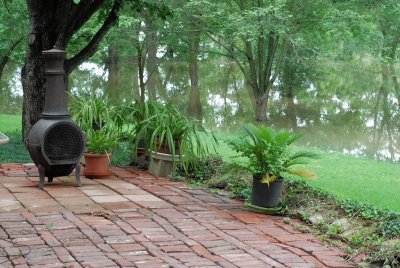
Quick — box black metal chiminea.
[28,48,85,189]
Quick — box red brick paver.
[0,163,355,267]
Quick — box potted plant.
[68,93,125,178]
[69,93,111,131]
[129,100,160,165]
[83,128,119,178]
[135,103,217,177]
[228,124,317,210]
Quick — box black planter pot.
[251,173,283,208]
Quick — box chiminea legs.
[38,164,45,189]
[75,164,82,187]
[37,164,83,189]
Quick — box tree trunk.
[22,2,59,145]
[21,0,121,145]
[282,43,295,98]
[160,61,174,99]
[105,45,119,102]
[137,52,145,104]
[187,21,202,120]
[133,21,146,104]
[144,12,158,100]
[254,94,268,122]
[286,96,297,130]
[130,56,140,99]
[245,80,256,112]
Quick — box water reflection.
[1,59,400,162]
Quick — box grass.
[0,114,30,162]
[307,151,400,212]
[0,114,21,132]
[0,130,31,163]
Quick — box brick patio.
[0,163,354,268]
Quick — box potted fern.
[228,124,317,209]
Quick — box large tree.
[202,0,332,122]
[21,0,122,145]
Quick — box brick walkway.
[0,163,354,268]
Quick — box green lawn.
[0,114,21,132]
[0,114,30,163]
[1,114,400,212]
[307,152,400,212]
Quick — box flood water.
[1,58,400,162]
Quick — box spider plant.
[68,93,129,134]
[135,103,217,172]
[85,128,120,155]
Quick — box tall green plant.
[68,93,129,156]
[69,93,111,131]
[68,93,130,133]
[228,124,317,183]
[134,101,218,172]
[85,128,119,155]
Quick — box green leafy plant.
[68,92,130,133]
[281,179,400,265]
[227,124,318,183]
[130,100,163,150]
[85,128,119,155]
[135,102,218,172]
[340,200,400,238]
[69,93,111,131]
[176,156,222,183]
[369,241,400,267]
[68,93,129,157]
[47,223,54,231]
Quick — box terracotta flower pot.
[83,152,111,179]
[155,138,180,155]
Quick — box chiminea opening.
[28,47,85,189]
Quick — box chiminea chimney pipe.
[41,47,69,117]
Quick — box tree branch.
[264,31,278,83]
[70,0,105,34]
[269,38,287,88]
[65,0,121,74]
[206,32,247,57]
[0,37,23,80]
[245,39,258,94]
[202,49,232,58]
[206,32,253,85]
[54,0,105,48]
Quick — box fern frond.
[289,169,317,180]
[261,173,278,184]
